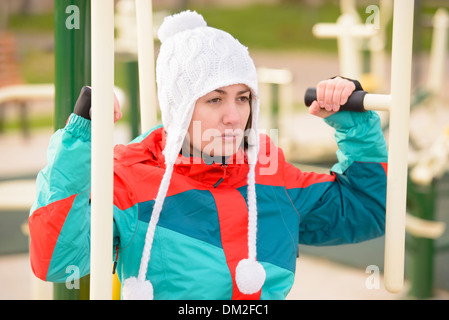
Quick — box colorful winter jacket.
[29,110,388,300]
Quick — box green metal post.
[270,83,279,131]
[406,178,437,299]
[54,0,91,130]
[53,0,91,300]
[124,59,140,139]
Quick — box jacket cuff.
[324,110,374,131]
[65,113,92,142]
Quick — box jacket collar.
[115,127,249,187]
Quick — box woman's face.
[185,84,251,159]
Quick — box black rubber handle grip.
[304,87,367,112]
[73,86,92,120]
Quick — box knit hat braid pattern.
[122,10,265,300]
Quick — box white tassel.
[122,277,153,300]
[123,161,175,300]
[235,258,266,294]
[234,147,266,295]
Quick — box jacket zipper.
[112,245,119,274]
[213,164,227,188]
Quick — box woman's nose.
[222,103,240,125]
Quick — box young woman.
[29,11,388,300]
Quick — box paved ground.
[0,252,414,300]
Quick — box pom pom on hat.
[122,277,154,300]
[235,259,266,294]
[157,10,207,43]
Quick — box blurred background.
[0,0,448,300]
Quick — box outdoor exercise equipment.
[52,0,92,300]
[312,13,377,82]
[404,9,448,299]
[426,8,449,97]
[90,0,159,299]
[312,0,393,92]
[305,0,415,294]
[406,8,449,294]
[90,0,115,300]
[135,0,158,133]
[409,7,449,117]
[49,0,160,300]
[257,67,294,157]
[407,127,449,299]
[115,0,165,138]
[56,0,416,299]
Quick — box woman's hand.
[308,77,356,118]
[114,93,122,123]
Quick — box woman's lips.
[221,135,237,142]
[220,133,238,142]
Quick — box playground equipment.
[90,0,115,300]
[48,0,418,299]
[407,127,449,299]
[115,0,167,138]
[257,67,294,157]
[90,0,160,300]
[411,128,449,188]
[410,8,449,149]
[312,0,393,92]
[0,84,54,105]
[0,31,54,138]
[406,7,449,294]
[426,8,449,98]
[43,0,157,300]
[312,13,377,82]
[308,1,449,297]
[94,0,416,297]
[135,0,158,133]
[306,0,415,293]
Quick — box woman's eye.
[208,98,221,103]
[238,96,250,103]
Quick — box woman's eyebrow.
[213,89,250,95]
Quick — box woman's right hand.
[308,77,356,119]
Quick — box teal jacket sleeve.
[28,114,121,282]
[285,110,388,246]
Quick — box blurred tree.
[177,0,190,11]
[281,0,325,6]
[0,0,10,30]
[20,0,32,15]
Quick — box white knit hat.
[122,10,265,300]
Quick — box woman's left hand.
[309,77,356,118]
